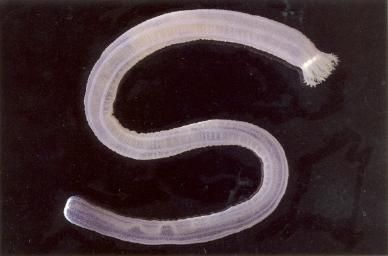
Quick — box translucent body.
[64,9,338,245]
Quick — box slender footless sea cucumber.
[64,9,338,245]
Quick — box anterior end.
[301,53,339,87]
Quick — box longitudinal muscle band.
[64,9,338,245]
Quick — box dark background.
[1,0,387,254]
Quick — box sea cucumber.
[64,9,338,245]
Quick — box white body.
[64,9,338,245]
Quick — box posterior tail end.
[63,196,81,224]
[301,53,339,87]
